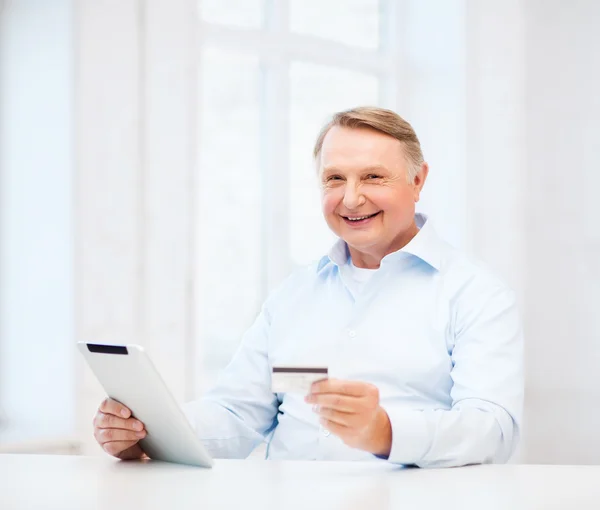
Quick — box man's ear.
[413,162,429,202]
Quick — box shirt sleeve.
[383,285,524,468]
[182,300,279,459]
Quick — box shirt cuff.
[383,406,433,465]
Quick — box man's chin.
[340,231,378,249]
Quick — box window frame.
[197,0,403,296]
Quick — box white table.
[1,454,600,509]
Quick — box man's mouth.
[341,211,381,226]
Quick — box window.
[196,48,263,380]
[195,0,401,392]
[289,0,380,49]
[0,0,75,444]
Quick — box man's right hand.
[93,398,147,460]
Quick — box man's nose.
[342,184,366,210]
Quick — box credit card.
[271,366,328,394]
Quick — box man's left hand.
[305,379,392,458]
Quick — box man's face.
[319,126,427,258]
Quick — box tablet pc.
[78,342,213,468]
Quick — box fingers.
[310,378,378,398]
[306,379,384,452]
[99,398,132,418]
[94,427,146,445]
[306,381,380,415]
[117,443,147,460]
[93,399,148,460]
[318,418,348,438]
[94,411,144,432]
[304,393,358,413]
[316,407,354,427]
[102,440,142,458]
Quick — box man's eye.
[366,174,382,179]
[326,175,342,182]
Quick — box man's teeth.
[347,215,372,221]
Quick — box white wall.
[464,0,527,293]
[399,0,467,250]
[520,0,600,464]
[0,0,75,442]
[464,0,600,464]
[73,0,144,452]
[74,0,197,452]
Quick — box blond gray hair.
[313,106,424,183]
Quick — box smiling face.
[318,125,428,268]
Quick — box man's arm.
[183,301,279,459]
[383,285,524,467]
[307,285,522,467]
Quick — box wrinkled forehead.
[318,126,407,174]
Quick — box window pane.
[290,0,380,49]
[200,0,265,29]
[196,48,262,391]
[289,62,379,266]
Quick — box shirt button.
[322,428,331,437]
[348,329,356,338]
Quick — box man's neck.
[349,222,419,269]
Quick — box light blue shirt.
[184,214,524,467]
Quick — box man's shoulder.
[440,243,515,300]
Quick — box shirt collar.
[318,213,443,272]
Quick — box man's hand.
[305,379,392,458]
[93,398,148,460]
